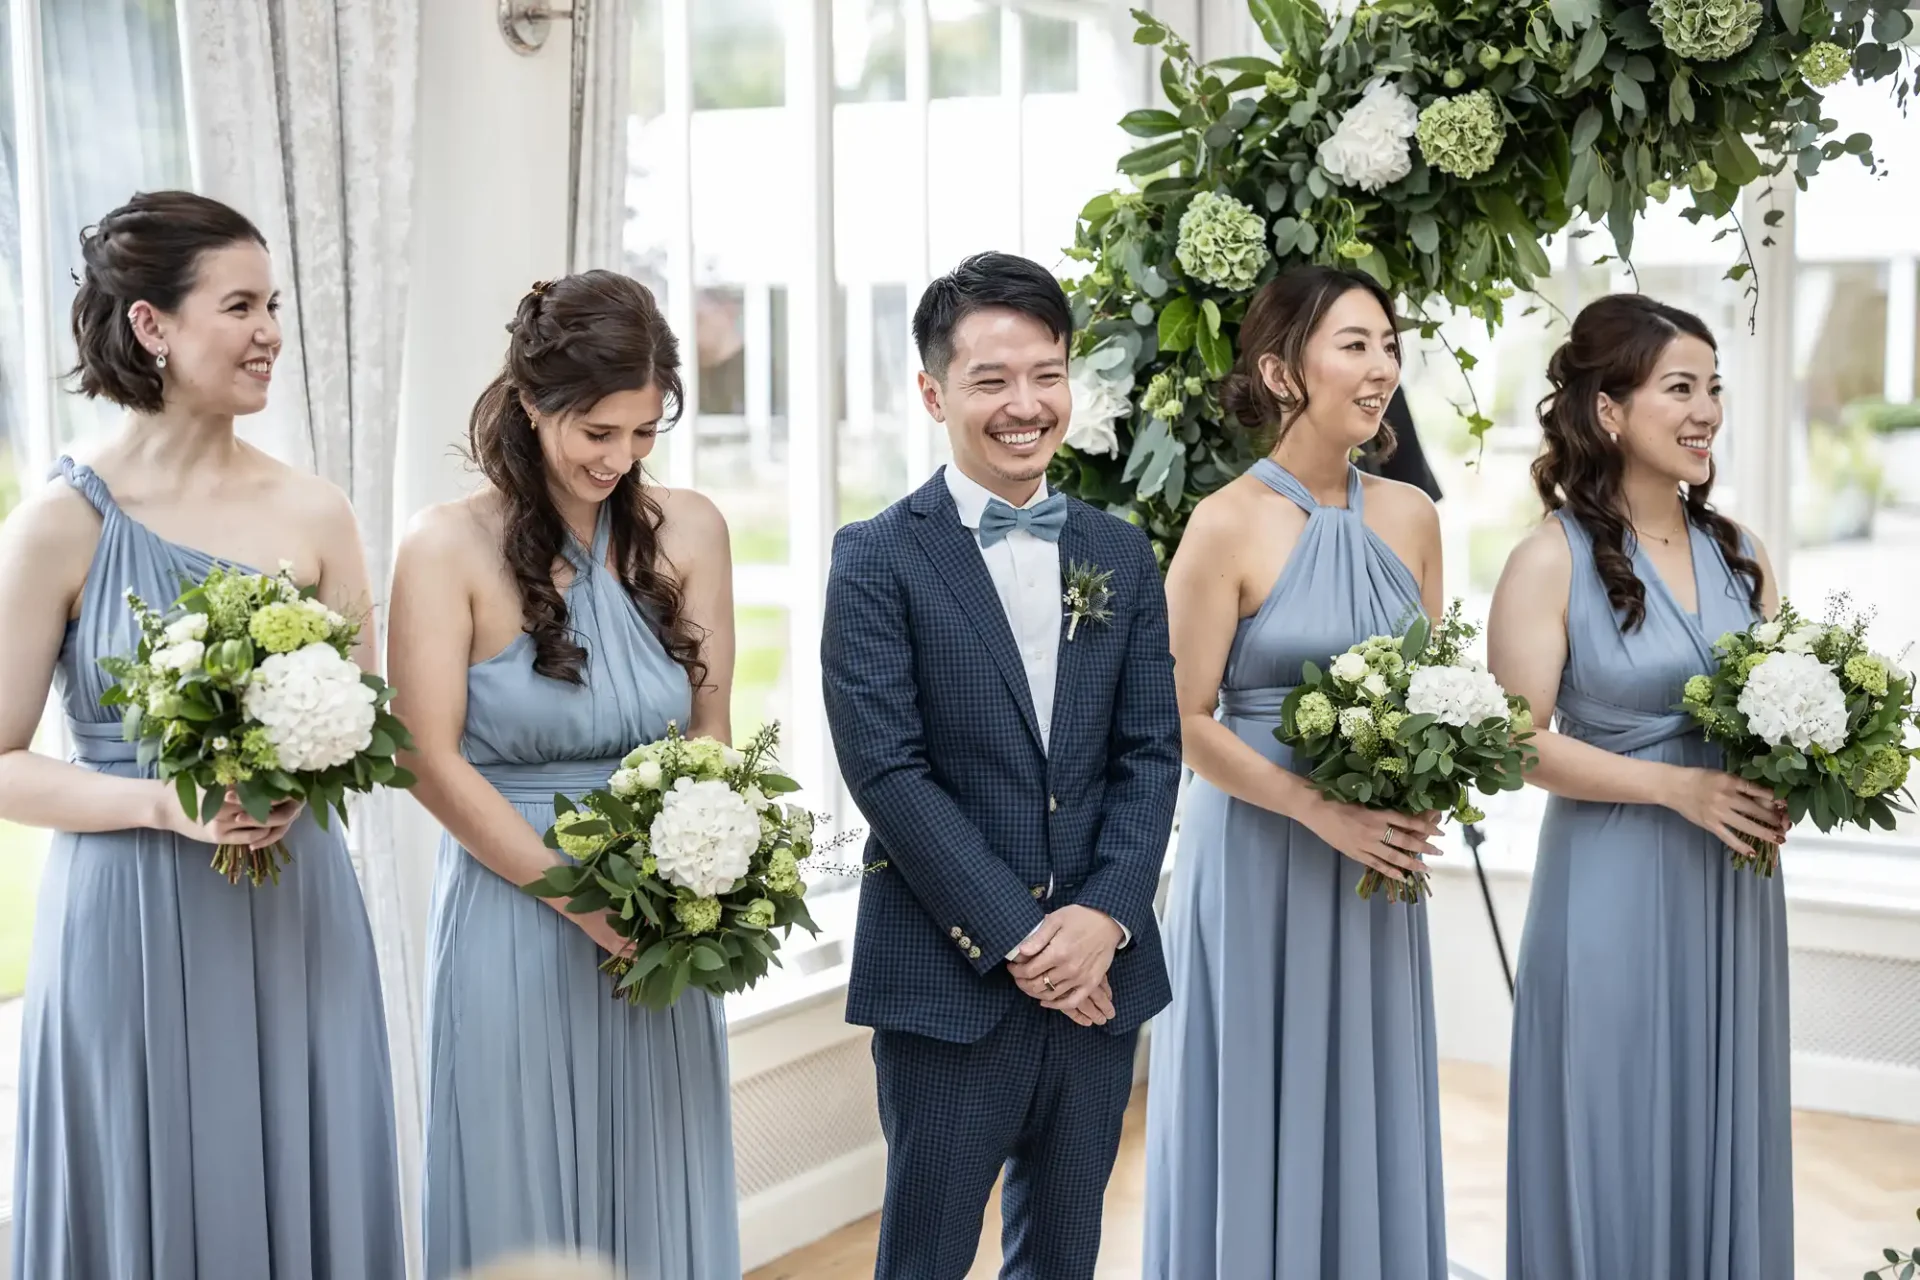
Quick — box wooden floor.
[751,1060,1920,1280]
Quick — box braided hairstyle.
[466,270,703,687]
[1532,292,1762,632]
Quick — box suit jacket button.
[968,946,982,960]
[1049,795,1058,813]
[950,926,962,940]
[1031,885,1045,899]
[959,936,972,950]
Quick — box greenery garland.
[1049,0,1918,568]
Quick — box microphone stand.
[1463,821,1514,1000]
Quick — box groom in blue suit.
[822,252,1181,1279]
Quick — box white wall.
[387,0,579,926]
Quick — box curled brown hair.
[68,190,268,413]
[1533,292,1762,632]
[1219,264,1399,460]
[467,270,701,687]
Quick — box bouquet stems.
[212,840,293,887]
[1356,867,1430,903]
[1733,833,1779,878]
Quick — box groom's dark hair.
[913,251,1072,383]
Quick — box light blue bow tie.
[977,493,1068,547]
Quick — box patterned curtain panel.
[176,1,424,1269]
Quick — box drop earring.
[155,347,168,370]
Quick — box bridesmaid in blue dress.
[1490,293,1793,1279]
[389,271,740,1279]
[0,191,403,1277]
[1144,266,1449,1279]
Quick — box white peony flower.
[1406,663,1511,727]
[649,776,760,898]
[242,641,377,772]
[1737,651,1849,752]
[153,640,205,673]
[1331,652,1371,684]
[164,614,208,645]
[1780,625,1824,654]
[1064,358,1133,458]
[633,759,665,791]
[1751,621,1782,646]
[1317,82,1420,193]
[1362,672,1390,700]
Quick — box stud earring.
[1608,430,1618,443]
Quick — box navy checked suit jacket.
[821,469,1182,1044]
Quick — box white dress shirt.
[943,464,1062,749]
[943,465,1130,956]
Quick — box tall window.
[0,0,194,1208]
[621,0,1136,910]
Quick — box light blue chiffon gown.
[14,457,404,1279]
[1506,512,1791,1279]
[1144,459,1447,1279]
[421,505,739,1279]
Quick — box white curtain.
[573,0,632,274]
[177,0,424,1268]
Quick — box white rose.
[153,640,205,672]
[1064,355,1134,459]
[633,759,665,791]
[1362,672,1390,700]
[1751,621,1782,646]
[1331,652,1370,684]
[163,614,207,645]
[608,768,643,798]
[1317,82,1419,193]
[742,784,771,812]
[1781,625,1823,654]
[721,746,745,769]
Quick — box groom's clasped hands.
[1008,905,1124,1028]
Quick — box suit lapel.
[1048,504,1091,748]
[909,475,1045,751]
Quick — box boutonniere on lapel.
[1062,560,1115,642]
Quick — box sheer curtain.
[37,0,192,447]
[177,0,424,1269]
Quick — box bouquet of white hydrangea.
[1679,594,1917,875]
[98,564,414,885]
[526,722,859,1009]
[1277,600,1537,902]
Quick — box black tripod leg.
[1462,822,1514,1000]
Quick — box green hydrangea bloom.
[765,848,801,895]
[241,727,280,770]
[673,895,722,934]
[1796,41,1849,88]
[1377,755,1407,778]
[1174,191,1270,291]
[1296,691,1336,739]
[1844,652,1889,697]
[679,739,733,780]
[554,809,613,859]
[1264,70,1298,98]
[248,601,332,654]
[1142,372,1184,422]
[1851,745,1911,798]
[1416,91,1506,180]
[1378,708,1408,741]
[741,898,778,929]
[1682,674,1714,705]
[640,855,658,877]
[1732,651,1768,686]
[213,755,252,786]
[1650,0,1761,61]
